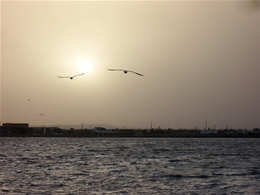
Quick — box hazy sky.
[1,1,260,129]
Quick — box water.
[0,137,260,194]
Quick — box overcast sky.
[1,1,260,129]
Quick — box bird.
[107,69,143,76]
[58,73,85,80]
[27,99,31,101]
[39,114,45,117]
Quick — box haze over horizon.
[1,1,260,130]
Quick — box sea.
[0,137,260,195]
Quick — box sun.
[77,58,93,73]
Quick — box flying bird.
[58,73,85,80]
[107,69,144,76]
[39,114,45,117]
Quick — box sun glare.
[77,58,93,73]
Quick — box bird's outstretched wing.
[128,71,144,76]
[58,76,70,78]
[58,73,85,79]
[108,68,143,76]
[72,73,85,78]
[107,69,124,72]
[39,114,45,116]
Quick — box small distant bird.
[58,73,85,80]
[39,114,45,117]
[108,69,143,76]
[27,99,31,101]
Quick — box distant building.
[91,127,115,134]
[223,130,234,135]
[253,128,260,134]
[200,130,217,135]
[3,123,29,128]
[1,123,30,135]
[32,126,60,135]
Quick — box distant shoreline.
[1,125,260,138]
[1,135,260,138]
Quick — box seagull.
[107,69,143,76]
[58,73,85,80]
[39,114,45,117]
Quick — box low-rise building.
[200,130,217,135]
[91,127,115,134]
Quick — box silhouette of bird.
[27,99,31,101]
[39,114,45,117]
[58,73,85,80]
[107,69,143,76]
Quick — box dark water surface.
[0,137,260,194]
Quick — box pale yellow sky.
[1,1,260,129]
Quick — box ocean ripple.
[0,137,260,194]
